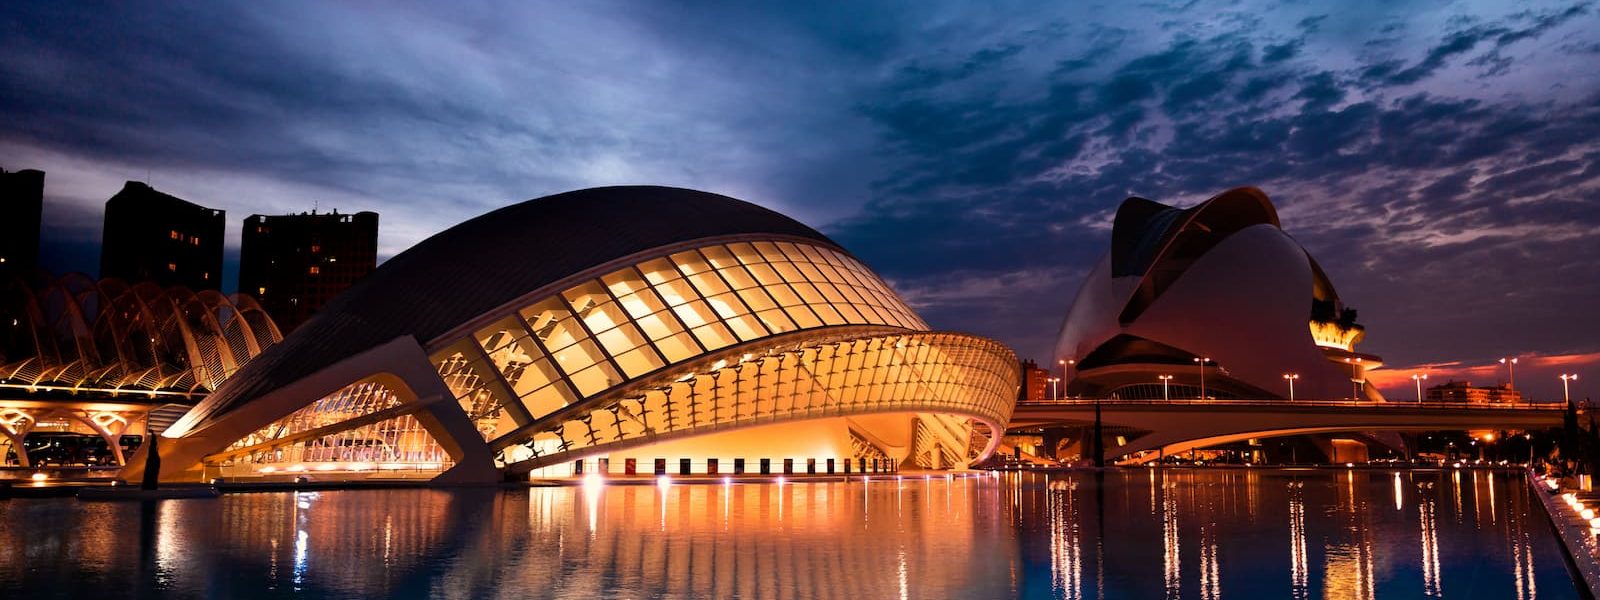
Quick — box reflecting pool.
[0,469,1576,599]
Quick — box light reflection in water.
[1421,491,1443,597]
[0,469,1580,600]
[1289,486,1309,600]
[1162,471,1181,600]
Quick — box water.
[0,469,1576,599]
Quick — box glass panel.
[595,322,648,356]
[614,346,666,378]
[687,271,730,296]
[773,262,805,283]
[602,268,651,297]
[562,281,610,313]
[670,250,711,276]
[790,281,826,304]
[833,302,865,324]
[736,286,777,311]
[811,303,846,326]
[655,331,700,363]
[508,357,560,397]
[636,310,685,341]
[672,299,717,329]
[638,258,681,284]
[654,278,699,307]
[776,241,812,263]
[728,242,764,265]
[616,289,667,319]
[550,338,605,373]
[745,263,784,286]
[691,322,736,351]
[700,245,739,269]
[785,305,823,329]
[577,299,629,334]
[705,291,747,320]
[795,262,827,282]
[797,243,832,264]
[766,284,803,307]
[725,314,768,341]
[569,362,624,396]
[536,317,586,351]
[756,309,796,334]
[522,381,578,420]
[716,265,758,290]
[753,241,788,263]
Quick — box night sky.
[3,1,1597,401]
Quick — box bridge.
[1009,399,1567,463]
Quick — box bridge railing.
[1015,398,1567,411]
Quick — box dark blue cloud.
[2,0,1599,399]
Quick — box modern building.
[0,168,45,282]
[1426,380,1523,404]
[1055,187,1383,401]
[130,187,1018,484]
[100,182,225,290]
[0,273,281,470]
[240,210,379,332]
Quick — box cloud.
[2,0,1598,378]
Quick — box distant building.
[99,182,224,290]
[0,168,45,281]
[1020,359,1051,402]
[1426,380,1523,404]
[239,210,379,332]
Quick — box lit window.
[203,272,210,280]
[167,262,177,272]
[311,245,322,253]
[258,287,267,295]
[170,230,179,240]
[309,266,320,275]
[192,237,201,246]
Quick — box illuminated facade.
[0,274,282,468]
[131,186,1017,483]
[1055,187,1383,401]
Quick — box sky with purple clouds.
[3,1,1598,401]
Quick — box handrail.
[1015,398,1567,411]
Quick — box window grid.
[429,240,927,441]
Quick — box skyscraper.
[239,210,378,332]
[99,181,225,290]
[0,168,45,281]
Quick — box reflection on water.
[0,469,1579,599]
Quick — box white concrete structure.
[1055,188,1382,402]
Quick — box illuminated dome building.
[131,187,1017,483]
[1055,187,1382,402]
[0,274,281,468]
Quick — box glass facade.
[429,240,929,444]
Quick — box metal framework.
[0,274,282,393]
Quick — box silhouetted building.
[99,182,224,290]
[239,210,379,332]
[1020,359,1051,402]
[0,168,45,281]
[1426,380,1523,404]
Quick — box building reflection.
[0,470,1578,599]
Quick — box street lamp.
[1158,374,1174,401]
[1282,373,1300,401]
[1411,373,1428,403]
[1193,357,1212,400]
[1047,377,1059,401]
[1526,433,1534,466]
[1561,374,1580,404]
[1499,357,1519,389]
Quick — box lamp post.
[1561,374,1580,404]
[1158,374,1173,401]
[1526,433,1534,466]
[1058,358,1075,399]
[1193,357,1211,400]
[1047,377,1059,401]
[1500,357,1518,389]
[1282,373,1299,401]
[1344,357,1364,400]
[1411,373,1428,403]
